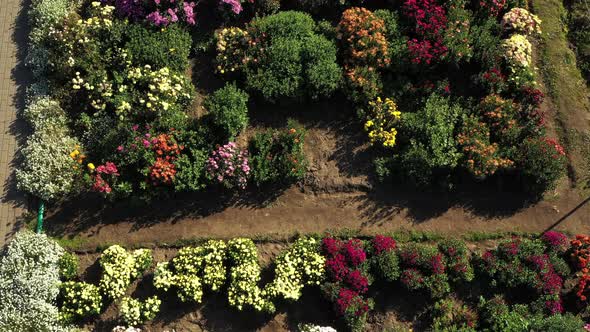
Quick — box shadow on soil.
[44,95,545,240]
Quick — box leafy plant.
[205,83,249,141]
[58,251,79,280]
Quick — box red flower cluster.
[372,235,396,255]
[403,0,448,64]
[322,236,371,320]
[478,0,506,17]
[149,133,183,185]
[528,254,564,314]
[92,162,119,194]
[335,288,370,317]
[541,231,568,252]
[541,137,566,158]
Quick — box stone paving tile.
[0,0,30,247]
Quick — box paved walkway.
[0,0,31,246]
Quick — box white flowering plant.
[120,296,161,327]
[58,281,102,323]
[265,237,325,301]
[21,96,67,131]
[99,245,152,300]
[227,238,274,312]
[0,231,67,332]
[502,8,542,36]
[16,128,83,202]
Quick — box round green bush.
[58,252,79,281]
[125,24,192,72]
[244,11,341,101]
[205,83,249,141]
[373,250,400,282]
[517,138,567,195]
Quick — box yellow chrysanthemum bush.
[364,97,402,148]
[502,34,532,70]
[119,296,161,327]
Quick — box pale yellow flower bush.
[119,296,161,327]
[58,281,102,323]
[99,245,153,300]
[265,237,325,301]
[502,34,532,70]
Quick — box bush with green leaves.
[568,0,590,82]
[0,231,66,332]
[244,11,341,101]
[517,137,567,195]
[124,24,192,72]
[58,281,102,323]
[154,240,227,303]
[469,18,503,70]
[249,120,307,186]
[205,83,249,141]
[58,251,79,280]
[374,9,408,69]
[431,297,478,331]
[99,245,153,300]
[119,296,161,327]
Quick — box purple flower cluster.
[220,0,243,14]
[103,0,197,26]
[207,142,250,189]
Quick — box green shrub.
[249,120,307,186]
[470,18,503,70]
[528,313,585,332]
[478,297,530,332]
[125,24,192,72]
[517,137,567,195]
[253,0,281,15]
[374,10,408,69]
[245,11,341,101]
[205,83,249,141]
[568,0,590,81]
[58,281,102,323]
[173,148,208,192]
[431,298,478,331]
[58,252,79,280]
[372,250,400,282]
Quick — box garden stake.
[36,200,44,233]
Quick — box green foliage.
[470,18,503,69]
[374,10,408,69]
[478,297,530,332]
[431,298,478,332]
[517,138,567,195]
[245,11,341,101]
[372,250,400,282]
[249,120,307,186]
[528,313,585,332]
[205,83,249,141]
[568,0,590,81]
[125,24,192,72]
[58,251,79,280]
[173,148,208,192]
[58,281,102,323]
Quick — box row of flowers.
[56,231,590,331]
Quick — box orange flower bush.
[337,7,390,69]
[457,115,513,179]
[571,235,590,302]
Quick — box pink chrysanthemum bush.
[206,142,251,190]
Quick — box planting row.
[6,231,590,331]
[19,0,568,206]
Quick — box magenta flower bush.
[102,0,198,26]
[206,142,250,189]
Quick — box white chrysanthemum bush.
[0,231,67,332]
